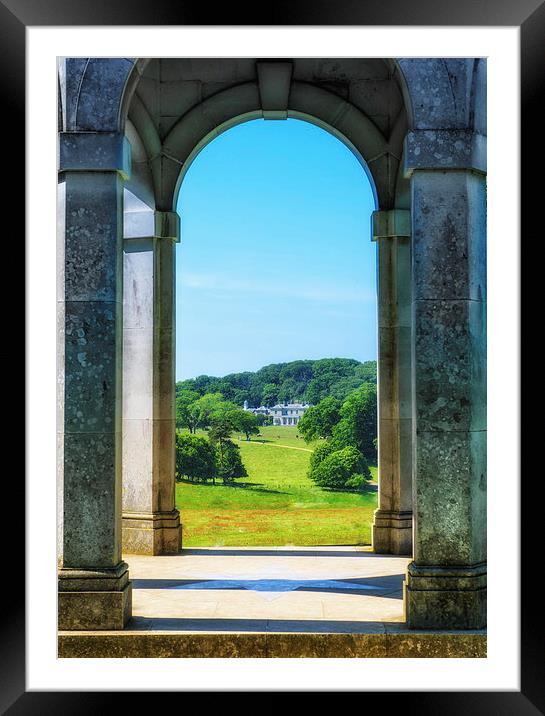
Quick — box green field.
[176,426,378,547]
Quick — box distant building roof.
[270,403,310,409]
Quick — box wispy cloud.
[180,272,375,304]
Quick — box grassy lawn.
[176,426,378,547]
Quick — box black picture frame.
[9,0,531,708]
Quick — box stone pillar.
[372,209,413,555]
[403,130,487,629]
[121,206,182,554]
[57,132,132,630]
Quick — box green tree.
[175,433,217,483]
[189,392,226,431]
[236,410,260,440]
[298,396,342,442]
[261,383,279,407]
[175,389,200,432]
[214,439,247,483]
[277,378,301,403]
[354,360,377,383]
[310,445,369,489]
[308,440,336,474]
[331,383,377,462]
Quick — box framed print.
[12,0,531,707]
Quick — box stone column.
[57,132,132,630]
[372,209,413,555]
[121,207,182,554]
[403,130,487,629]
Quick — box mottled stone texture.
[372,211,413,555]
[58,629,486,658]
[405,168,487,630]
[121,211,181,555]
[405,130,486,175]
[59,58,134,132]
[59,132,131,176]
[58,563,132,630]
[396,59,476,130]
[58,133,132,629]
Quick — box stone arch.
[130,78,403,211]
[113,58,417,210]
[162,99,385,214]
[57,57,487,633]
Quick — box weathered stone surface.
[58,583,132,631]
[407,164,486,629]
[413,429,486,565]
[396,59,474,129]
[58,629,486,658]
[59,631,268,658]
[61,172,123,302]
[404,563,486,630]
[121,211,180,555]
[57,132,132,626]
[372,509,412,555]
[404,130,486,175]
[122,510,182,555]
[59,132,131,177]
[372,209,410,240]
[375,417,412,509]
[413,300,486,433]
[385,626,486,657]
[412,171,486,302]
[58,562,130,591]
[58,563,131,631]
[59,58,135,132]
[62,301,120,433]
[372,211,413,556]
[472,59,487,136]
[62,431,121,567]
[58,166,125,571]
[377,327,412,421]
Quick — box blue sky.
[176,118,377,381]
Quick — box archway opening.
[174,117,379,549]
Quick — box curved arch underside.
[123,58,410,211]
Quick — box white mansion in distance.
[243,400,311,426]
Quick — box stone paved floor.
[125,546,411,633]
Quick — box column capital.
[372,209,411,241]
[58,131,131,179]
[403,129,486,178]
[155,211,180,242]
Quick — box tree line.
[175,370,378,491]
[176,357,377,408]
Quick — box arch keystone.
[257,61,293,119]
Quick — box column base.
[372,509,412,555]
[404,562,487,629]
[122,509,182,555]
[58,562,132,630]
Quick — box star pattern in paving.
[169,578,388,601]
